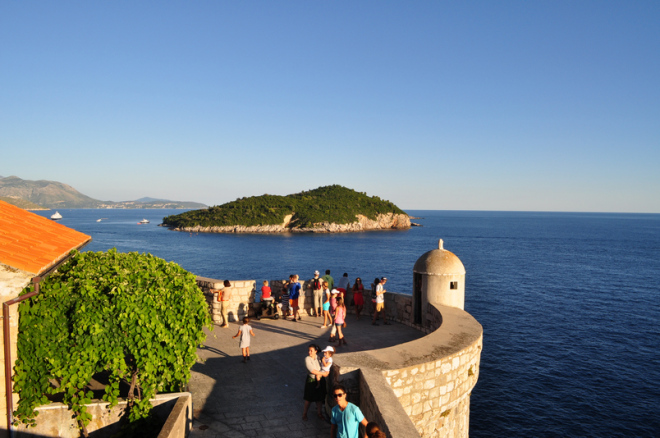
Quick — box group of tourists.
[215,277,392,436]
[303,343,387,438]
[269,270,391,345]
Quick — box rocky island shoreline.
[168,212,411,233]
[162,185,412,234]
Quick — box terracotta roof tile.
[0,200,91,275]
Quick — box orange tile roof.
[0,200,91,275]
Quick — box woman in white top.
[302,344,326,421]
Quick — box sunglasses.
[333,393,345,398]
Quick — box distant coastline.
[0,176,206,210]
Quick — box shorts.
[375,302,384,312]
[323,302,330,311]
[335,322,343,328]
[290,298,299,308]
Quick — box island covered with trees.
[162,185,411,233]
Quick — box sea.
[35,209,660,437]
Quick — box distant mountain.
[0,176,101,208]
[0,196,48,210]
[135,197,169,203]
[0,176,207,209]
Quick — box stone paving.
[188,312,422,438]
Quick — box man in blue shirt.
[331,384,368,438]
[288,274,302,321]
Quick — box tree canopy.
[162,185,406,229]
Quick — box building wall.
[338,293,482,438]
[0,266,32,438]
[422,273,465,312]
[382,334,481,437]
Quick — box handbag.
[342,321,346,328]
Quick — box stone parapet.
[194,277,482,438]
[336,303,482,438]
[12,392,192,438]
[196,277,257,323]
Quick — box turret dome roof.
[413,239,466,275]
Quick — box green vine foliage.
[13,249,212,432]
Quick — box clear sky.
[1,1,658,212]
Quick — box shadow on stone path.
[188,313,422,438]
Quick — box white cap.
[331,289,339,294]
[322,346,335,353]
[314,270,319,275]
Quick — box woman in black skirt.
[302,344,327,420]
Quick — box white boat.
[138,219,150,224]
[50,211,62,220]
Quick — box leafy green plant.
[162,185,407,229]
[13,249,212,436]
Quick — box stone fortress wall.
[195,276,431,327]
[195,240,482,438]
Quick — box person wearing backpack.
[308,270,324,317]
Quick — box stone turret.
[412,239,466,324]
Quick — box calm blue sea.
[35,209,660,437]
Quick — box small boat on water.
[50,211,62,220]
[138,219,150,224]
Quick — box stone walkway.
[188,313,422,438]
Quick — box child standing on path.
[233,317,255,363]
[334,297,347,346]
[321,281,332,328]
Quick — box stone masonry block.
[423,401,432,413]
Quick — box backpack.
[313,278,321,290]
[371,284,377,300]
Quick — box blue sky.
[1,1,658,212]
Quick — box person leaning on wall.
[215,280,232,328]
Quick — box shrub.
[13,249,212,436]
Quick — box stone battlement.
[195,276,482,438]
